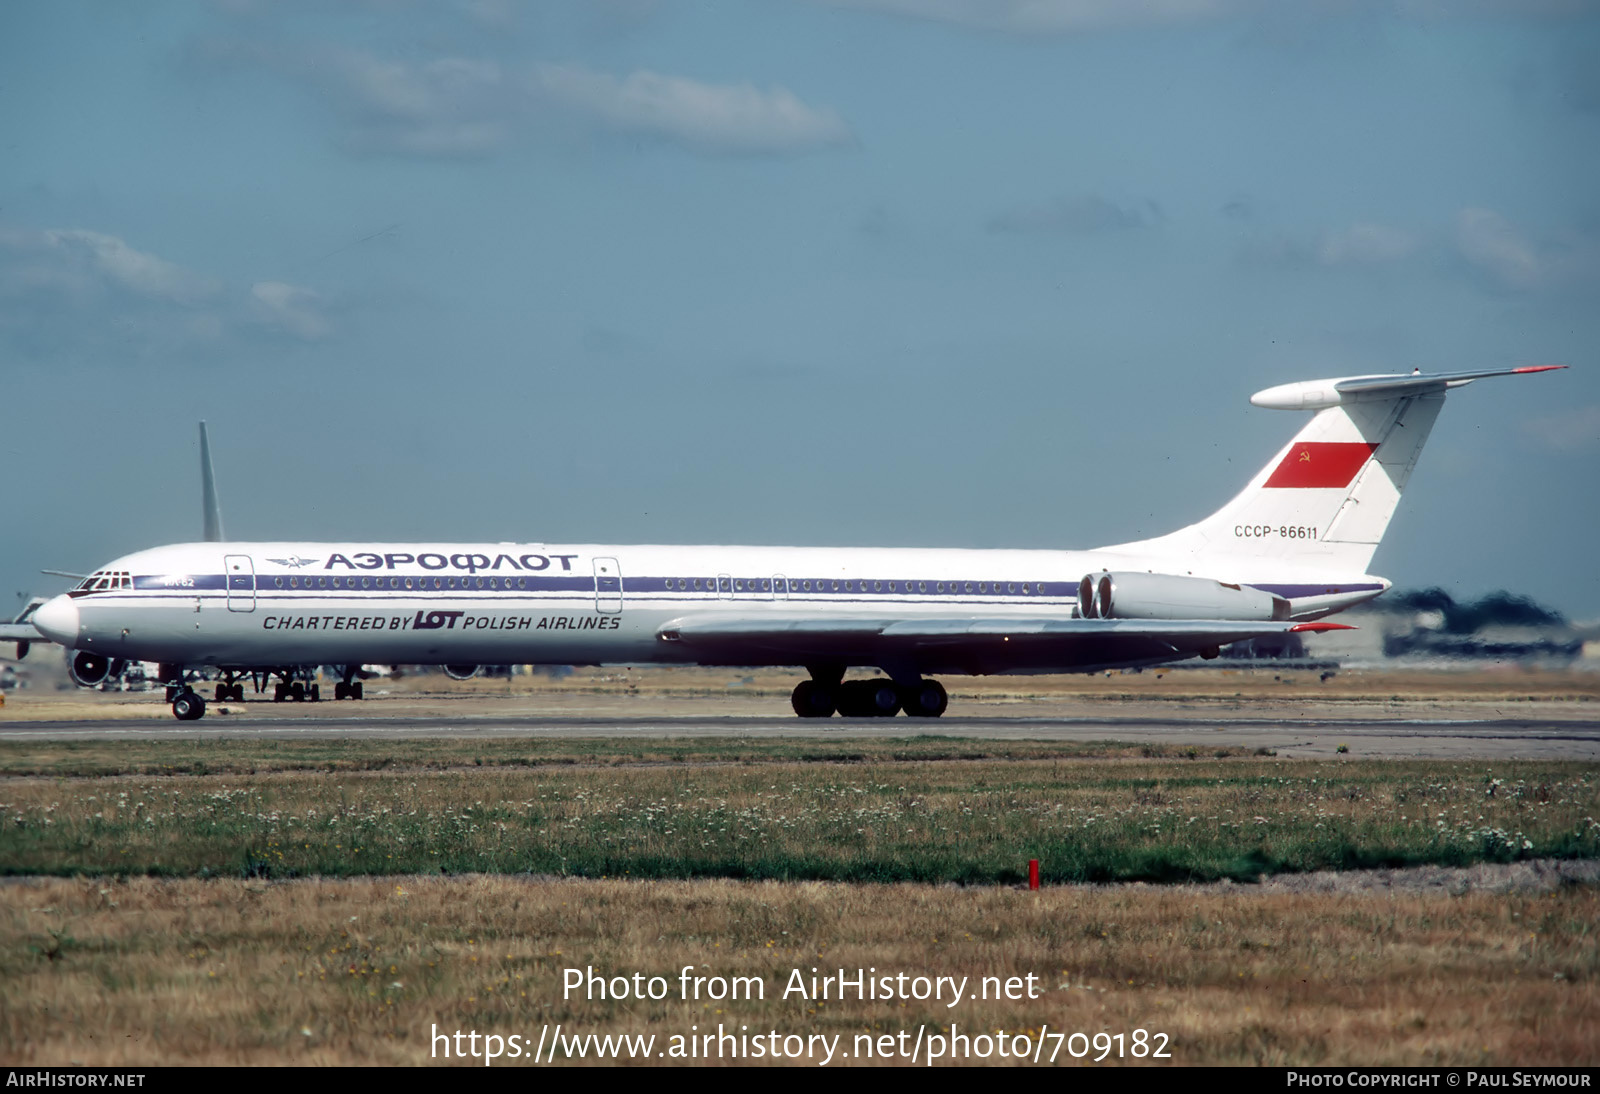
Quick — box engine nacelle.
[443,664,479,681]
[69,650,114,687]
[1080,572,1289,622]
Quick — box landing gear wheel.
[352,681,363,700]
[837,679,901,718]
[309,683,320,702]
[172,691,206,721]
[791,680,836,718]
[273,682,287,702]
[334,681,349,700]
[900,679,948,719]
[289,681,305,702]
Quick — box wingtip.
[1289,622,1357,633]
[1512,364,1567,374]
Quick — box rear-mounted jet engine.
[1078,572,1290,622]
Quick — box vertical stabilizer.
[200,422,225,543]
[1101,366,1563,576]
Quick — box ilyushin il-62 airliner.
[6,366,1563,721]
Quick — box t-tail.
[1098,366,1565,614]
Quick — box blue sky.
[2,0,1597,619]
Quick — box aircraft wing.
[657,614,1348,674]
[2,598,51,656]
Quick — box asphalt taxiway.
[2,712,1596,760]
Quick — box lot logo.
[414,610,465,630]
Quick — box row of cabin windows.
[77,571,132,592]
[661,577,1047,596]
[261,574,1049,596]
[274,575,528,591]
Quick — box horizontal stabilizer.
[1252,365,1566,410]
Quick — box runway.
[2,712,1596,759]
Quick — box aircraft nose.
[31,595,80,648]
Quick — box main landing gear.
[790,675,949,719]
[333,665,364,701]
[213,670,247,703]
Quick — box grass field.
[2,738,1595,884]
[3,735,1597,1066]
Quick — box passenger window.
[275,577,284,589]
[964,582,973,593]
[404,577,413,590]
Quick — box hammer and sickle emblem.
[1298,450,1312,462]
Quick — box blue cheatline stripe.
[111,574,1378,606]
[126,574,1065,599]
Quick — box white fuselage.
[44,540,1384,671]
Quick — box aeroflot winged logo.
[267,555,320,569]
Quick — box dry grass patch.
[1,874,1595,1066]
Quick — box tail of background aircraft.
[1105,366,1564,576]
[200,421,224,542]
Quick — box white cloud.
[536,65,852,153]
[823,0,1255,33]
[0,226,335,357]
[1455,207,1542,290]
[1524,405,1600,453]
[0,227,222,306]
[823,0,1598,33]
[250,281,333,341]
[194,37,851,159]
[1316,221,1421,266]
[312,49,516,157]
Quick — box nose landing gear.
[171,689,206,721]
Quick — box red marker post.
[1028,859,1040,891]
